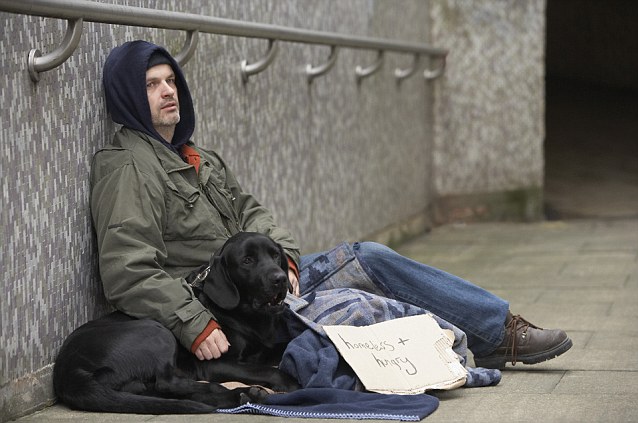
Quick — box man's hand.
[194,328,230,360]
[288,270,300,297]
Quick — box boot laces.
[505,314,541,365]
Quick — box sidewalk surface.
[15,218,638,422]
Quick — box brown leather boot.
[473,312,573,369]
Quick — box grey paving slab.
[554,371,638,394]
[455,370,567,395]
[587,331,638,350]
[488,288,545,305]
[536,288,630,304]
[560,261,637,278]
[537,349,638,372]
[523,313,619,335]
[472,273,631,290]
[610,303,638,317]
[499,253,638,272]
[428,393,638,422]
[512,302,613,327]
[596,317,638,334]
[487,260,567,276]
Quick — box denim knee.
[351,241,400,292]
[353,241,396,261]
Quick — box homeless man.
[91,40,573,370]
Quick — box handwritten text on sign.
[335,333,417,375]
[324,314,467,394]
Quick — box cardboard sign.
[324,314,467,394]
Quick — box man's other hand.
[194,328,230,360]
[288,270,300,297]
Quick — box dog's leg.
[151,369,269,407]
[186,359,300,393]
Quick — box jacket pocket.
[166,178,199,207]
[163,175,227,241]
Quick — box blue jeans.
[299,242,509,357]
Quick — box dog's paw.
[240,386,270,404]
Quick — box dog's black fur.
[53,232,299,414]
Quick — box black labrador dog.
[53,232,299,414]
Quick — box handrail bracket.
[241,39,279,83]
[355,50,384,83]
[174,30,199,67]
[28,18,83,82]
[395,54,420,83]
[423,54,447,81]
[306,45,339,83]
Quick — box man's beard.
[152,110,180,129]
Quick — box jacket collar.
[134,129,192,174]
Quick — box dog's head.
[202,232,290,314]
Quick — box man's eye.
[146,82,156,89]
[167,78,176,85]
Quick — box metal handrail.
[0,0,448,83]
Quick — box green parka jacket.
[90,127,300,350]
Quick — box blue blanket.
[282,289,502,389]
[219,388,439,421]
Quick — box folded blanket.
[282,289,502,389]
[217,388,439,421]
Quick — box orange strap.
[181,144,201,174]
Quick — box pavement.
[14,217,638,422]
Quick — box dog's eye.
[272,252,280,262]
[242,257,254,265]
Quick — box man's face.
[146,64,180,137]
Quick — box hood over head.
[103,40,195,153]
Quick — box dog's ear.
[202,255,240,310]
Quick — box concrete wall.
[0,0,547,420]
[430,0,546,222]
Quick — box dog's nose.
[273,273,288,286]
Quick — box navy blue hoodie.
[102,40,195,153]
